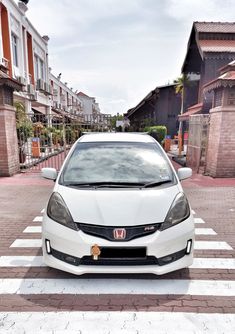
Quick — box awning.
[203,71,235,93]
[178,103,203,121]
[32,107,46,115]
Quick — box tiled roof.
[219,70,235,80]
[198,40,235,53]
[178,103,203,121]
[195,22,235,33]
[77,92,90,98]
[204,70,235,92]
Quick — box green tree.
[111,114,124,129]
[173,74,189,155]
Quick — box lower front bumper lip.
[43,250,194,276]
[47,245,190,267]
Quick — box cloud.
[165,0,235,23]
[25,0,235,115]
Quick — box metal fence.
[17,112,111,171]
[186,114,209,173]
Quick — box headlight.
[47,192,78,231]
[161,192,190,231]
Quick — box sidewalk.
[169,155,235,188]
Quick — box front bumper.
[42,215,194,275]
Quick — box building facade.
[0,0,51,115]
[0,0,109,125]
[126,84,181,137]
[180,21,235,122]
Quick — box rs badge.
[113,228,126,240]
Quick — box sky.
[25,0,235,115]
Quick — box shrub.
[146,126,167,144]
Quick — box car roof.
[78,132,156,143]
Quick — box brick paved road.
[0,167,235,333]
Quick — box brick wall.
[0,105,20,176]
[206,107,235,177]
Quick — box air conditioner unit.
[27,84,35,95]
[28,91,38,102]
[36,79,44,91]
[34,91,39,101]
[44,82,52,95]
[1,57,9,68]
[17,76,27,85]
[53,101,58,109]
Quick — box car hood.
[56,184,180,227]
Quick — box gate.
[17,111,111,172]
[186,114,209,173]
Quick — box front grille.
[77,222,161,241]
[50,247,187,267]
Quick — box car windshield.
[60,141,174,186]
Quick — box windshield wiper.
[142,180,172,188]
[64,182,144,189]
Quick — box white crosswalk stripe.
[0,278,235,296]
[194,218,205,224]
[1,256,235,269]
[0,312,234,334]
[195,228,217,235]
[2,209,235,334]
[33,216,43,222]
[9,238,233,250]
[10,239,42,248]
[194,241,233,250]
[23,226,42,233]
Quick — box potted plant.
[15,102,33,163]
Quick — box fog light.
[161,256,173,263]
[65,256,77,264]
[45,239,51,254]
[186,239,192,254]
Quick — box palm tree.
[174,74,189,156]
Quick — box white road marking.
[23,226,42,233]
[41,209,45,213]
[195,228,217,235]
[0,279,235,296]
[9,239,232,250]
[10,239,42,248]
[190,258,235,269]
[194,218,205,224]
[0,256,45,267]
[192,210,196,215]
[194,241,233,250]
[0,312,234,334]
[33,216,43,222]
[1,256,235,270]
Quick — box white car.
[42,133,194,275]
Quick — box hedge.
[144,125,167,144]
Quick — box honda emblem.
[113,228,126,240]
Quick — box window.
[61,142,174,185]
[34,54,45,80]
[11,33,18,67]
[40,58,44,80]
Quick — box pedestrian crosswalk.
[1,312,234,334]
[0,208,234,333]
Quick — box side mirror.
[41,168,57,180]
[177,167,192,180]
